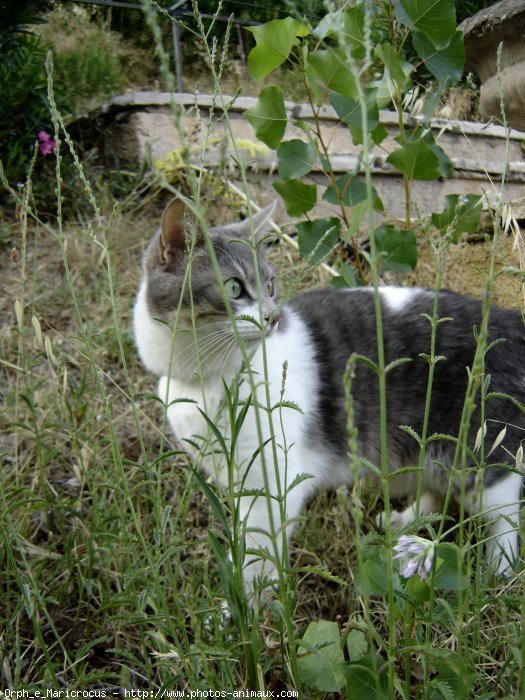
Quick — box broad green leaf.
[315,7,365,58]
[373,44,414,107]
[346,124,389,147]
[246,18,304,80]
[332,262,363,288]
[412,29,464,83]
[297,620,346,692]
[329,89,379,130]
[244,87,287,149]
[346,629,368,661]
[370,123,389,145]
[355,557,389,595]
[422,132,452,177]
[422,78,449,124]
[431,194,483,241]
[277,139,317,179]
[296,217,341,265]
[386,140,442,180]
[308,49,358,98]
[273,179,317,217]
[323,174,384,212]
[395,0,457,50]
[344,654,389,699]
[434,543,467,590]
[344,200,369,239]
[375,43,414,90]
[374,224,417,273]
[403,129,452,177]
[405,573,431,602]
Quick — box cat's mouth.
[235,312,280,342]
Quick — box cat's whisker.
[176,333,238,383]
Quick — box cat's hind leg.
[465,470,522,575]
[376,491,443,531]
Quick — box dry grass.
[1,185,524,695]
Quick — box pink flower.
[38,130,57,156]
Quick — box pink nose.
[265,311,280,327]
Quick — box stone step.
[78,91,525,221]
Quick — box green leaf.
[386,139,442,180]
[329,89,379,130]
[373,224,417,273]
[405,573,431,602]
[191,467,230,537]
[434,543,467,590]
[315,7,366,58]
[355,557,389,596]
[421,130,452,177]
[370,123,389,146]
[246,18,304,80]
[332,262,363,288]
[295,565,346,586]
[277,139,317,179]
[373,43,414,107]
[244,86,287,149]
[431,194,483,241]
[375,43,414,90]
[346,629,368,661]
[395,0,457,50]
[273,179,317,217]
[344,200,369,238]
[297,620,346,692]
[296,217,341,265]
[308,49,358,98]
[344,654,389,699]
[323,174,384,212]
[412,29,464,84]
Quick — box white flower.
[393,535,435,580]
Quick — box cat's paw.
[375,509,406,531]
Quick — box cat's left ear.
[159,198,201,264]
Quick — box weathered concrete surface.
[460,0,525,131]
[77,91,525,221]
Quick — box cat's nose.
[265,309,281,329]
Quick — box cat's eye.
[224,277,244,300]
[267,279,276,297]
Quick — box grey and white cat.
[134,198,524,593]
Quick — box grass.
[1,4,525,698]
[2,145,524,700]
[4,142,524,698]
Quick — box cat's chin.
[238,322,278,346]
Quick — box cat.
[134,198,524,596]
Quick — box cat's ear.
[159,198,187,264]
[251,201,277,244]
[227,201,277,244]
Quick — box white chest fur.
[133,282,176,377]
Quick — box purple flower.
[38,130,57,156]
[393,535,435,580]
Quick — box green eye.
[224,277,244,299]
[267,279,275,296]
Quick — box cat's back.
[281,286,524,469]
[287,285,524,359]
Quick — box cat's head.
[143,198,280,346]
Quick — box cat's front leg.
[467,470,522,575]
[376,491,443,531]
[235,483,309,601]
